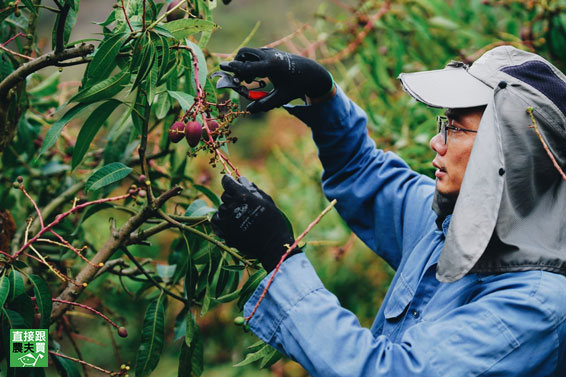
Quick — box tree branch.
[0,43,94,99]
[55,3,71,53]
[50,186,182,322]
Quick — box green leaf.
[72,100,122,170]
[132,41,156,92]
[184,40,207,92]
[7,269,24,302]
[135,293,166,377]
[28,71,60,96]
[183,234,198,304]
[154,92,171,120]
[0,272,10,308]
[201,254,224,316]
[147,55,160,105]
[28,275,52,329]
[234,343,272,367]
[53,353,81,377]
[85,162,132,192]
[184,200,216,217]
[192,184,221,207]
[168,90,194,110]
[20,0,38,14]
[158,35,171,79]
[70,70,130,104]
[38,103,92,157]
[185,310,196,345]
[214,287,241,303]
[162,19,218,41]
[87,32,129,82]
[237,269,266,310]
[178,316,203,377]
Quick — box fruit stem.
[245,199,337,323]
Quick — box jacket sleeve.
[244,254,565,377]
[285,86,436,269]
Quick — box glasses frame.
[436,115,478,145]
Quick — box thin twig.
[246,199,337,323]
[319,1,391,64]
[49,351,114,375]
[157,209,252,266]
[120,247,188,304]
[120,0,134,33]
[527,107,566,181]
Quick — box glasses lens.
[437,116,447,144]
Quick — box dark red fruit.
[117,326,128,338]
[168,121,185,143]
[167,0,186,22]
[203,119,219,140]
[185,121,203,147]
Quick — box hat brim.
[398,67,493,109]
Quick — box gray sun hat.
[399,46,566,283]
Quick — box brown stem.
[319,1,391,64]
[50,186,182,321]
[120,0,134,33]
[246,199,337,322]
[49,351,114,375]
[527,107,566,181]
[0,43,94,99]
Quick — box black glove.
[211,175,299,272]
[220,47,334,113]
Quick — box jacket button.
[498,81,508,89]
[499,168,505,176]
[412,310,419,318]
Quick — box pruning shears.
[211,71,270,101]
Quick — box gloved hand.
[211,175,299,272]
[220,47,334,113]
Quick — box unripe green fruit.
[185,121,202,147]
[233,316,245,326]
[166,0,186,22]
[168,121,185,143]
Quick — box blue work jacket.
[243,86,566,376]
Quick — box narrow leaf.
[184,200,216,217]
[234,343,272,367]
[20,0,38,14]
[28,275,52,329]
[72,100,122,170]
[0,273,10,308]
[192,184,220,207]
[70,70,130,104]
[38,103,92,157]
[178,317,203,377]
[87,33,129,82]
[85,162,132,192]
[7,269,24,301]
[162,19,218,41]
[237,269,266,310]
[168,90,194,110]
[135,293,166,377]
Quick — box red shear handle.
[248,91,269,100]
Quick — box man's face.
[429,107,485,196]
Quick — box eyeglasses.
[436,116,478,144]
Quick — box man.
[211,46,566,376]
